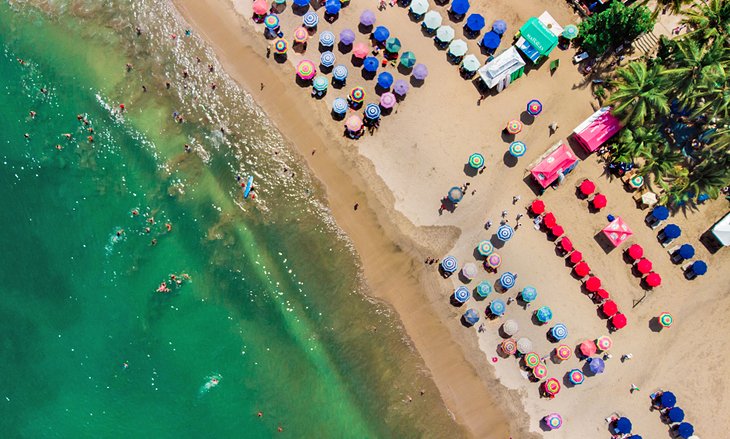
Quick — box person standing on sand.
[353,203,359,211]
[266,44,271,58]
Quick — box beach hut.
[453,286,471,303]
[499,272,516,289]
[529,142,579,190]
[520,286,537,302]
[463,308,480,326]
[372,26,390,43]
[535,306,553,324]
[393,79,410,96]
[572,107,622,154]
[339,29,356,46]
[496,224,514,242]
[461,262,477,280]
[602,217,633,247]
[412,64,429,80]
[550,323,567,340]
[441,255,458,273]
[477,46,525,92]
[515,17,558,63]
[502,319,519,336]
[711,211,730,246]
[360,10,376,26]
[476,279,493,298]
[568,369,584,385]
[379,92,396,109]
[555,344,572,361]
[489,299,506,317]
[659,224,682,244]
[516,337,532,354]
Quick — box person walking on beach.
[266,44,271,58]
[512,195,520,204]
[549,122,558,134]
[501,210,508,218]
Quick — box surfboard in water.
[243,176,254,199]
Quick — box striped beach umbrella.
[562,24,579,40]
[596,335,612,351]
[312,75,328,92]
[629,174,644,189]
[400,51,417,68]
[320,51,335,68]
[463,308,479,325]
[385,37,402,53]
[441,255,458,273]
[486,253,501,269]
[302,11,319,28]
[555,344,572,361]
[506,120,523,134]
[462,262,478,280]
[550,323,568,340]
[296,59,317,80]
[448,186,463,203]
[497,224,514,242]
[499,271,515,289]
[516,337,532,354]
[423,11,442,30]
[448,39,468,57]
[568,369,584,385]
[477,240,493,257]
[410,0,429,15]
[502,319,519,336]
[501,339,517,355]
[468,152,485,169]
[509,141,526,158]
[526,99,543,116]
[524,352,540,368]
[332,65,348,81]
[273,38,288,54]
[461,54,481,72]
[536,306,553,324]
[364,103,381,120]
[293,27,308,43]
[435,25,455,43]
[521,286,537,302]
[533,364,548,379]
[379,92,396,109]
[544,378,561,396]
[319,30,335,47]
[264,14,280,30]
[349,87,365,103]
[489,299,506,316]
[658,312,673,328]
[332,98,348,114]
[545,413,563,430]
[476,279,493,298]
[345,115,363,132]
[454,286,471,303]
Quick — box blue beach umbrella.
[364,103,381,120]
[497,224,514,241]
[332,98,348,114]
[319,31,335,47]
[489,299,506,316]
[550,323,568,340]
[373,26,390,42]
[509,141,526,157]
[691,260,707,275]
[324,0,341,15]
[454,286,471,303]
[667,407,685,423]
[678,244,695,259]
[441,255,458,272]
[521,286,537,302]
[614,417,632,434]
[450,0,470,15]
[463,308,480,325]
[652,205,670,221]
[492,19,507,35]
[303,11,319,28]
[481,31,501,50]
[448,186,463,203]
[264,15,280,30]
[332,65,348,81]
[664,224,682,239]
[536,306,553,323]
[676,422,694,438]
[589,357,606,374]
[363,56,379,73]
[476,280,493,298]
[377,72,394,89]
[499,272,516,289]
[465,14,485,32]
[293,0,309,6]
[660,391,677,408]
[320,51,335,67]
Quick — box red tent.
[559,237,573,252]
[579,179,596,196]
[611,313,627,329]
[530,142,579,189]
[569,251,583,265]
[636,258,653,274]
[543,212,556,228]
[531,199,545,215]
[601,300,618,317]
[627,244,643,260]
[592,193,607,209]
[645,272,662,288]
[574,261,590,277]
[551,225,565,237]
[572,107,622,153]
[595,289,610,301]
[585,276,601,292]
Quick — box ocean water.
[0,1,463,438]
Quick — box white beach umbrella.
[423,11,442,30]
[448,39,468,57]
[410,0,429,15]
[516,337,533,354]
[461,262,478,279]
[461,54,481,72]
[502,319,519,336]
[435,25,455,43]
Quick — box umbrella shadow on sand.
[439,197,457,214]
[351,55,364,67]
[593,231,615,254]
[358,23,373,34]
[457,271,473,283]
[463,163,478,177]
[397,64,414,75]
[520,111,536,125]
[648,317,665,333]
[338,42,352,54]
[410,76,425,88]
[273,54,287,64]
[295,76,312,88]
[500,130,515,143]
[490,235,505,249]
[503,150,518,168]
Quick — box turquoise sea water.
[0,2,461,438]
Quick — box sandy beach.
[172,0,730,437]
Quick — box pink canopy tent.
[602,217,633,247]
[530,143,579,189]
[572,107,622,153]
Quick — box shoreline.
[170,0,524,437]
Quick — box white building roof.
[478,46,526,88]
[538,11,564,38]
[712,211,730,246]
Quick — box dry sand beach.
[172,0,730,437]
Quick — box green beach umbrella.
[448,39,468,57]
[461,54,481,72]
[423,11,442,30]
[385,37,402,53]
[477,240,493,256]
[476,280,493,298]
[524,352,540,368]
[658,312,673,328]
[400,51,417,68]
[312,75,328,92]
[468,152,485,169]
[562,24,579,40]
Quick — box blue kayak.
[243,176,254,199]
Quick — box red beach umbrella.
[579,179,596,196]
[627,244,644,261]
[551,224,565,237]
[592,193,607,209]
[531,199,545,215]
[585,276,601,292]
[559,237,573,252]
[574,261,590,277]
[580,339,597,357]
[611,313,627,329]
[543,212,556,228]
[569,251,583,265]
[645,272,662,288]
[636,258,653,274]
[601,300,618,317]
[595,289,610,301]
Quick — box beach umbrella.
[677,422,694,438]
[569,251,584,265]
[580,340,597,357]
[629,174,644,189]
[601,300,618,317]
[543,212,556,228]
[690,260,707,276]
[486,253,501,269]
[477,240,493,257]
[550,225,565,238]
[461,54,481,72]
[448,186,463,203]
[544,378,561,396]
[462,262,478,279]
[385,37,402,53]
[527,99,543,116]
[293,27,309,43]
[627,244,643,260]
[596,335,612,351]
[468,152,485,169]
[574,261,590,277]
[568,369,584,385]
[497,224,514,242]
[636,258,652,274]
[592,193,607,209]
[360,10,376,26]
[332,65,348,81]
[399,51,417,69]
[678,244,695,260]
[377,72,394,89]
[501,339,517,355]
[423,11,443,30]
[324,0,341,15]
[509,141,526,157]
[536,306,553,324]
[492,19,507,35]
[585,276,601,292]
[524,352,540,368]
[502,319,519,336]
[410,0,429,15]
[293,0,309,6]
[641,191,658,207]
[364,103,381,120]
[545,413,562,430]
[481,31,501,51]
[320,51,335,68]
[531,199,545,215]
[363,56,379,73]
[658,312,673,328]
[450,0,470,15]
[297,59,317,80]
[506,119,523,134]
[312,75,328,92]
[253,0,269,15]
[441,255,458,273]
[521,286,537,303]
[435,25,455,43]
[652,205,670,221]
[454,285,471,303]
[466,14,485,32]
[380,92,396,109]
[668,407,685,423]
[663,224,682,240]
[345,115,363,132]
[339,29,356,45]
[614,417,632,434]
[489,299,506,316]
[611,313,627,330]
[448,39,468,57]
[556,344,572,361]
[562,24,579,39]
[660,391,677,408]
[588,357,605,374]
[550,323,568,341]
[476,279,493,298]
[373,26,390,43]
[645,272,662,288]
[349,87,365,103]
[274,0,286,4]
[353,42,370,59]
[412,64,429,80]
[332,98,348,115]
[559,237,573,252]
[302,11,319,28]
[463,308,480,325]
[516,337,532,354]
[393,79,410,96]
[595,288,609,301]
[499,272,516,289]
[533,364,548,379]
[273,38,288,54]
[264,14,280,30]
[319,31,335,47]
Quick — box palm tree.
[609,62,671,126]
[661,38,729,106]
[637,141,685,191]
[685,152,730,199]
[614,127,668,162]
[654,0,694,15]
[682,0,730,43]
[692,70,730,118]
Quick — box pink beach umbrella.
[353,42,370,59]
[579,339,597,357]
[252,0,269,15]
[545,413,563,430]
[380,92,397,109]
[296,59,316,80]
[345,115,363,132]
[293,27,309,44]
